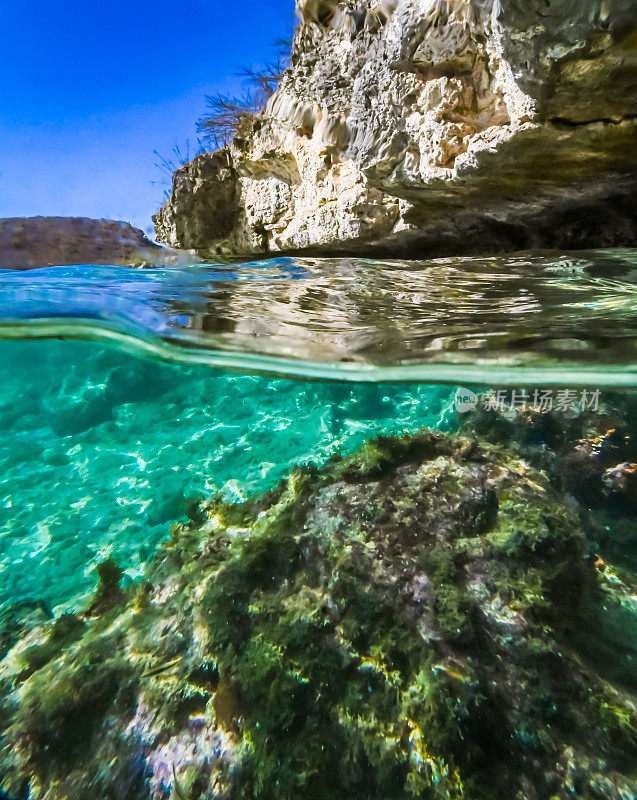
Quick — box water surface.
[0,249,636,611]
[2,248,636,383]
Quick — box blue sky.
[0,0,295,236]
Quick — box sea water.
[0,341,455,610]
[1,250,634,611]
[0,251,636,799]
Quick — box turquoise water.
[0,340,455,611]
[1,252,637,800]
[2,250,637,381]
[1,250,637,612]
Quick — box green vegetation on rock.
[1,428,636,799]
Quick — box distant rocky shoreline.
[0,217,167,270]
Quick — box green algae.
[0,601,52,662]
[85,557,126,617]
[1,426,636,799]
[10,613,86,684]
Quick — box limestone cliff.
[155,0,637,257]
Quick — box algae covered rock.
[0,429,636,799]
[0,601,52,662]
[85,557,126,617]
[460,391,637,695]
[460,391,637,569]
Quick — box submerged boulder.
[155,0,637,257]
[1,428,635,799]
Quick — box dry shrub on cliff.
[153,139,208,200]
[198,38,292,148]
[197,91,263,149]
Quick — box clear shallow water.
[1,252,637,799]
[0,250,636,611]
[0,340,455,611]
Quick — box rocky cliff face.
[155,0,637,258]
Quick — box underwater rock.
[0,217,170,269]
[0,600,52,661]
[461,394,637,504]
[460,393,637,687]
[604,461,637,509]
[85,558,126,617]
[1,428,635,798]
[155,0,637,257]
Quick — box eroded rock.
[155,0,637,257]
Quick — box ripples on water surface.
[0,249,635,608]
[2,248,637,383]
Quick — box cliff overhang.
[155,0,637,258]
